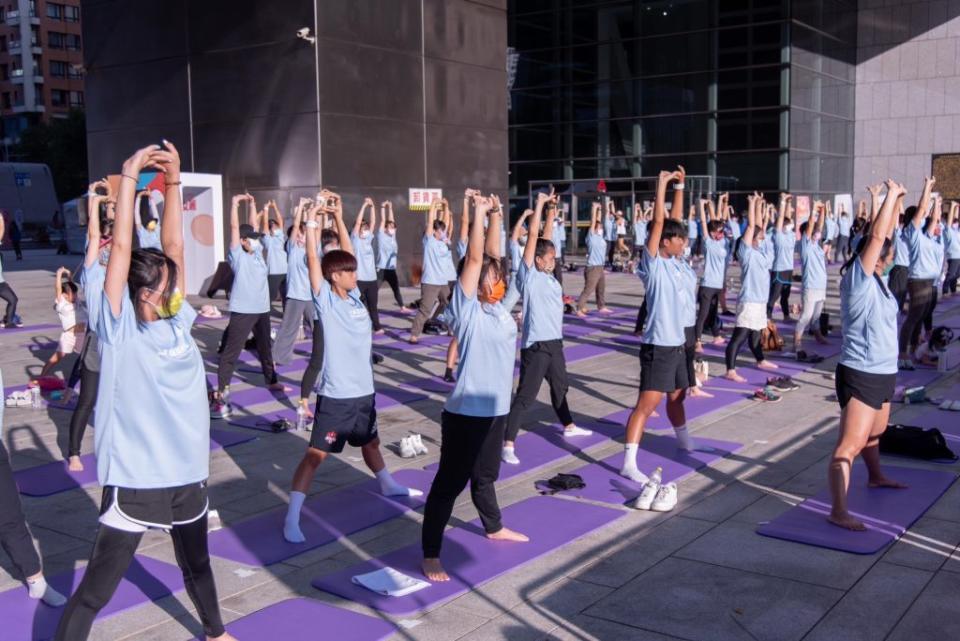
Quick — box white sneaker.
[501,447,520,465]
[411,434,429,455]
[631,478,661,510]
[398,437,417,459]
[650,483,678,512]
[563,425,593,438]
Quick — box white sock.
[620,444,648,483]
[376,468,423,497]
[27,576,66,607]
[283,491,306,543]
[501,446,520,465]
[674,426,694,451]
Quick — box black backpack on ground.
[880,424,957,461]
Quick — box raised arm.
[352,199,368,235]
[915,176,935,229]
[927,195,943,235]
[442,199,453,237]
[542,198,557,242]
[271,200,284,230]
[84,180,106,268]
[512,209,533,242]
[485,195,503,258]
[805,202,820,239]
[292,197,308,243]
[459,190,473,244]
[591,201,602,234]
[260,203,270,235]
[459,196,490,298]
[369,197,377,232]
[698,199,709,233]
[524,192,550,267]
[426,198,440,236]
[379,201,388,232]
[133,191,148,229]
[867,184,882,222]
[304,204,324,295]
[152,141,185,292]
[229,194,244,250]
[106,145,161,315]
[670,165,686,221]
[816,201,827,238]
[777,193,788,232]
[948,201,959,229]
[55,266,67,298]
[647,170,676,256]
[861,181,904,273]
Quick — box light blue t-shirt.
[761,235,775,263]
[377,231,398,270]
[422,235,452,286]
[87,269,209,489]
[893,227,910,268]
[603,214,616,241]
[228,245,270,314]
[678,257,697,327]
[905,225,944,280]
[313,278,374,399]
[773,230,795,272]
[517,260,562,348]
[509,240,523,275]
[350,232,378,282]
[263,233,288,275]
[727,219,741,240]
[945,226,960,260]
[586,231,606,267]
[444,283,518,417]
[285,242,310,301]
[635,248,685,347]
[800,237,827,291]
[838,216,852,236]
[688,221,698,239]
[839,260,898,375]
[456,239,467,262]
[136,226,161,250]
[825,217,839,241]
[552,220,564,252]
[738,243,773,304]
[702,236,728,289]
[633,221,647,247]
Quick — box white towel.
[351,567,430,597]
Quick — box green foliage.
[13,109,88,201]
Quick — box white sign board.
[833,194,853,218]
[408,188,443,211]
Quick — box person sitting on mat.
[55,142,235,641]
[283,194,421,544]
[828,178,908,531]
[421,193,528,583]
[621,167,706,485]
[502,190,591,466]
[210,193,285,419]
[794,200,830,359]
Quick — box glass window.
[46,2,63,19]
[717,151,782,191]
[49,60,67,78]
[64,5,80,22]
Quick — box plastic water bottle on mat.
[649,466,663,486]
[296,404,307,432]
[30,386,41,409]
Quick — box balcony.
[5,10,19,25]
[8,41,22,54]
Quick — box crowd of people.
[2,139,960,637]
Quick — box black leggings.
[900,279,935,353]
[68,365,100,457]
[377,269,404,308]
[217,312,277,392]
[267,274,286,306]
[924,289,938,334]
[55,515,224,640]
[694,286,721,341]
[422,412,504,558]
[725,326,764,370]
[684,326,697,385]
[357,279,382,331]
[945,259,960,295]
[301,320,324,399]
[889,265,909,313]
[0,282,18,325]
[0,441,41,580]
[634,297,648,334]
[505,340,573,441]
[766,270,793,319]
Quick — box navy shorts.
[309,394,378,453]
[639,344,690,393]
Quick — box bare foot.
[688,387,714,398]
[598,307,614,314]
[487,527,529,543]
[576,310,588,318]
[711,336,726,346]
[651,409,660,417]
[868,477,908,489]
[694,341,704,353]
[67,456,84,472]
[208,632,239,641]
[757,360,778,370]
[409,336,419,344]
[828,513,866,531]
[725,371,748,383]
[400,306,411,313]
[374,329,385,335]
[422,557,450,582]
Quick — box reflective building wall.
[81,0,508,281]
[508,0,857,203]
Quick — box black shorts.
[100,481,208,529]
[835,364,896,410]
[639,344,690,393]
[309,394,378,453]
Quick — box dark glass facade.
[508,0,857,205]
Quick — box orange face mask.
[481,279,506,304]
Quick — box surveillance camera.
[296,27,315,44]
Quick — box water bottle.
[30,386,41,410]
[296,404,307,432]
[938,350,948,373]
[649,466,663,486]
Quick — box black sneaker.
[767,376,799,392]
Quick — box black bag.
[819,312,831,337]
[270,418,292,433]
[879,424,957,461]
[539,473,586,495]
[423,319,448,335]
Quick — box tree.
[13,109,88,201]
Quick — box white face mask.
[247,239,261,251]
[272,229,283,238]
[323,243,338,254]
[386,228,396,236]
[360,230,370,239]
[784,224,794,233]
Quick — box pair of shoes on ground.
[766,375,799,392]
[5,390,32,407]
[0,315,24,329]
[753,385,783,403]
[399,434,429,458]
[631,477,678,512]
[898,358,916,371]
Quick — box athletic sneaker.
[11,315,23,328]
[767,376,799,392]
[399,437,417,459]
[898,358,916,371]
[631,477,661,510]
[752,386,782,403]
[411,434,429,455]
[209,398,231,420]
[563,425,593,438]
[650,483,678,512]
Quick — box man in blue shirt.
[410,198,454,343]
[577,202,613,316]
[942,201,960,295]
[766,194,796,321]
[262,200,288,315]
[898,178,942,369]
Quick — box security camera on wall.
[296,27,316,44]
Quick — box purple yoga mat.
[208,469,433,566]
[600,385,748,433]
[0,322,61,336]
[0,555,183,641]
[756,465,957,554]
[896,368,945,388]
[555,435,743,506]
[207,598,395,641]
[13,429,256,497]
[563,342,616,363]
[224,384,428,417]
[311,496,624,615]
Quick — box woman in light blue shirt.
[766,194,796,321]
[828,179,907,532]
[694,198,729,349]
[283,194,421,545]
[421,194,529,584]
[898,178,941,369]
[261,199,288,309]
[55,142,234,641]
[576,202,613,316]
[350,197,383,334]
[794,203,830,358]
[376,200,408,311]
[503,193,591,466]
[943,202,960,295]
[410,199,453,343]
